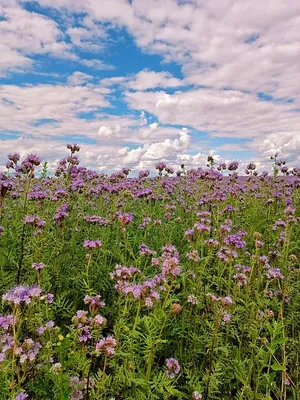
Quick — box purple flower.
[32,263,46,271]
[228,161,239,171]
[139,244,156,256]
[224,232,247,249]
[36,320,55,335]
[14,393,28,400]
[219,296,233,306]
[217,162,226,171]
[84,215,108,226]
[184,229,195,240]
[84,295,105,310]
[207,294,233,307]
[220,219,232,233]
[83,240,102,250]
[110,265,141,281]
[78,328,92,342]
[25,154,41,166]
[36,326,45,335]
[8,153,20,163]
[165,166,174,174]
[3,285,42,305]
[233,273,248,287]
[96,336,117,356]
[67,143,81,153]
[51,362,62,374]
[116,212,133,225]
[186,250,199,262]
[40,293,54,304]
[0,314,17,330]
[54,204,69,223]
[246,163,256,171]
[217,247,238,262]
[192,391,203,400]
[166,358,180,378]
[222,312,232,323]
[266,268,284,280]
[24,215,46,229]
[187,295,198,305]
[155,162,167,171]
[162,256,181,277]
[138,169,150,178]
[193,223,210,234]
[204,238,220,246]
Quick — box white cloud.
[80,59,115,70]
[127,70,183,91]
[67,71,94,86]
[98,124,122,138]
[1,0,300,170]
[0,4,74,73]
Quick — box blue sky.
[0,0,299,172]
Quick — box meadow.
[0,145,299,400]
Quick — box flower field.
[0,146,299,400]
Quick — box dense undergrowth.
[0,146,299,399]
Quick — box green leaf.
[271,363,286,371]
[272,337,288,346]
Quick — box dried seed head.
[170,303,182,316]
[253,231,262,239]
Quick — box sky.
[0,0,300,173]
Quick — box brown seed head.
[253,232,262,239]
[170,303,183,316]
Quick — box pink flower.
[96,336,117,356]
[166,358,180,378]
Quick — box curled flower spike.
[67,143,81,153]
[83,240,102,250]
[32,262,46,271]
[116,211,133,225]
[166,358,180,378]
[95,336,117,356]
[14,393,29,400]
[187,295,198,305]
[84,295,105,311]
[2,285,42,305]
[192,392,203,400]
[222,312,232,324]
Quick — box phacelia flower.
[14,393,29,400]
[84,295,105,311]
[186,250,200,262]
[192,391,203,400]
[116,212,133,226]
[3,285,42,305]
[166,358,180,378]
[32,263,46,271]
[95,336,117,356]
[187,295,198,305]
[266,268,284,280]
[222,312,232,324]
[83,240,102,250]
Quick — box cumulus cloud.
[80,59,115,70]
[126,70,183,91]
[67,71,94,86]
[1,0,300,171]
[0,3,74,73]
